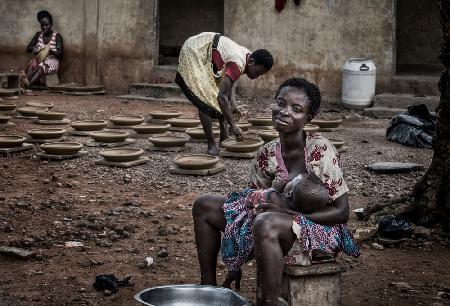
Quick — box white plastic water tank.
[342,58,376,109]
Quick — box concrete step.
[117,94,190,105]
[374,93,439,111]
[150,65,177,82]
[128,82,183,98]
[390,74,440,96]
[363,106,406,119]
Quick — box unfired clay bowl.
[35,110,66,120]
[149,135,189,147]
[109,115,145,126]
[167,118,201,128]
[0,115,11,124]
[131,124,170,134]
[186,128,219,139]
[71,120,108,131]
[40,142,83,155]
[25,101,54,109]
[259,130,279,142]
[17,106,48,116]
[248,117,273,126]
[0,103,16,112]
[100,148,144,162]
[221,138,264,153]
[310,118,343,128]
[27,128,66,139]
[236,121,252,131]
[304,124,320,132]
[174,154,219,170]
[149,111,182,120]
[89,131,129,143]
[0,135,26,148]
[329,138,345,149]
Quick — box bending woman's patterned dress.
[221,132,360,272]
[26,30,63,76]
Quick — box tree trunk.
[408,0,450,229]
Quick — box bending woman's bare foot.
[207,144,220,156]
[20,70,30,88]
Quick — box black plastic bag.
[386,104,436,148]
[93,274,131,293]
[378,215,413,240]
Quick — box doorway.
[158,0,224,66]
[396,0,442,76]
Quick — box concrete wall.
[396,0,441,66]
[225,0,396,98]
[159,0,223,49]
[0,0,157,91]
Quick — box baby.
[221,173,330,279]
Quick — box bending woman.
[21,10,63,88]
[192,78,359,306]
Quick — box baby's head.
[283,173,330,214]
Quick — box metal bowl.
[135,284,251,306]
[71,120,108,131]
[221,138,264,153]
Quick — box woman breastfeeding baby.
[192,78,360,306]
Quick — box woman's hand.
[230,124,244,141]
[32,46,41,55]
[222,270,242,291]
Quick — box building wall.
[225,0,396,98]
[0,0,156,91]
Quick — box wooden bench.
[257,263,346,306]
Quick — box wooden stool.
[257,263,346,306]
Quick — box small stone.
[157,248,169,258]
[371,242,384,250]
[78,288,86,293]
[389,282,412,292]
[415,226,432,238]
[0,246,35,259]
[103,290,112,296]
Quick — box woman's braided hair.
[275,78,321,118]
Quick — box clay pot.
[131,124,170,134]
[0,115,11,124]
[17,106,48,116]
[40,142,83,155]
[236,121,252,131]
[0,103,16,112]
[259,130,279,142]
[100,148,144,162]
[248,117,273,126]
[89,131,129,143]
[149,111,182,120]
[35,110,66,120]
[25,101,54,109]
[174,154,219,170]
[0,135,26,148]
[149,135,189,147]
[71,120,108,131]
[109,115,145,126]
[310,118,343,128]
[186,128,219,139]
[328,138,345,149]
[304,124,320,132]
[167,118,201,128]
[27,128,66,139]
[221,138,264,153]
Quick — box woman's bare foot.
[207,144,220,156]
[20,70,30,88]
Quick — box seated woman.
[20,10,63,89]
[192,78,360,306]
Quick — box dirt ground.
[0,92,449,306]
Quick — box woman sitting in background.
[20,10,63,89]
